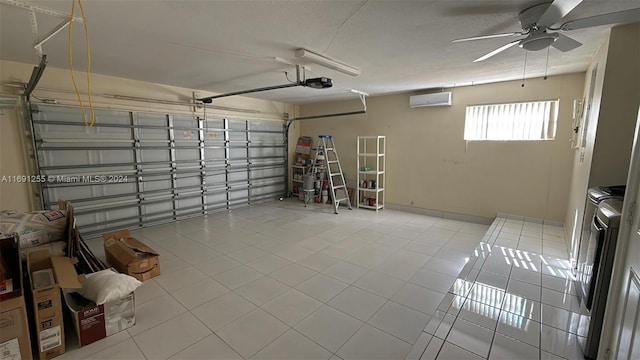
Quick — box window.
[464,100,559,141]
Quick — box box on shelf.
[0,235,32,360]
[295,136,313,154]
[27,249,80,359]
[103,230,160,281]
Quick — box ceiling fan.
[453,0,640,62]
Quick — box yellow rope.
[68,0,94,127]
[78,0,94,126]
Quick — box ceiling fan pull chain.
[521,51,528,88]
[544,44,551,80]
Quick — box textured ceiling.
[1,0,638,104]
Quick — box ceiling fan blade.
[538,0,583,26]
[452,32,524,43]
[552,33,582,51]
[473,40,520,62]
[557,8,640,31]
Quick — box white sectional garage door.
[31,104,286,237]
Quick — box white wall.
[591,23,640,359]
[299,74,584,222]
[564,35,610,263]
[564,23,640,266]
[0,60,296,211]
[590,24,640,188]
[0,96,31,211]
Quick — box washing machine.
[577,198,623,359]
[575,185,625,306]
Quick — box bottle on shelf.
[291,154,311,199]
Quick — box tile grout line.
[425,226,497,359]
[539,243,544,360]
[479,220,516,359]
[436,224,496,359]
[129,334,150,360]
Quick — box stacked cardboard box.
[103,230,160,281]
[0,235,32,359]
[27,250,72,359]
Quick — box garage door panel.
[248,120,284,199]
[40,149,135,167]
[143,199,173,214]
[229,148,248,159]
[175,144,200,162]
[140,149,171,162]
[137,113,167,125]
[251,167,284,179]
[177,197,201,211]
[75,203,139,226]
[32,104,284,237]
[228,171,249,182]
[143,183,173,194]
[229,188,249,200]
[204,150,226,162]
[44,181,137,201]
[138,129,169,140]
[251,184,285,197]
[250,147,283,157]
[176,175,201,189]
[228,121,247,140]
[35,106,130,125]
[34,124,132,140]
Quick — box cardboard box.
[0,235,32,360]
[53,257,135,346]
[1,296,32,360]
[64,291,135,347]
[103,230,160,281]
[27,249,82,360]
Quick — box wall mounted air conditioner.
[409,92,452,108]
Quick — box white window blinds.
[464,100,559,141]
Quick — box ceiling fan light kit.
[295,48,361,77]
[454,0,640,62]
[519,31,559,51]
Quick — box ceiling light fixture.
[295,49,361,77]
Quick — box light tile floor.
[57,200,578,360]
[408,215,585,360]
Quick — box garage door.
[31,104,286,237]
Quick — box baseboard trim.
[385,203,494,225]
[496,212,565,227]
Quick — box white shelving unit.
[357,136,385,211]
